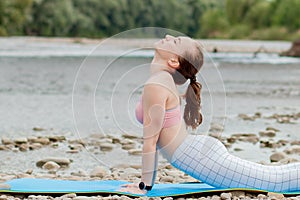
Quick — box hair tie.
[189,75,197,83]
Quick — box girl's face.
[154,34,197,60]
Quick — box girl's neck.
[150,55,174,75]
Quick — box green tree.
[29,0,75,36]
[271,0,300,31]
[244,0,271,28]
[225,0,257,24]
[0,0,32,36]
[198,8,229,38]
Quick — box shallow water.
[0,55,299,135]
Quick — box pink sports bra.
[135,97,181,128]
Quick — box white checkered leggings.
[171,135,300,192]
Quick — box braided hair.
[171,44,204,130]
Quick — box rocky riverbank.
[0,111,300,199]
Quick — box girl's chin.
[154,39,164,46]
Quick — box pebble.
[29,143,43,150]
[33,137,50,145]
[26,169,33,174]
[33,127,46,131]
[36,157,71,168]
[0,195,8,200]
[121,168,140,179]
[163,169,180,177]
[267,192,285,200]
[266,127,280,132]
[1,137,12,145]
[279,157,299,164]
[260,140,281,148]
[48,135,66,142]
[19,144,28,152]
[120,196,133,200]
[229,133,259,144]
[0,145,8,151]
[66,149,79,153]
[254,112,262,118]
[28,195,51,200]
[277,117,290,124]
[291,140,300,145]
[278,139,289,146]
[211,195,221,200]
[122,143,136,150]
[270,152,287,162]
[99,143,114,151]
[159,176,174,183]
[112,137,121,144]
[89,133,105,139]
[233,147,243,152]
[231,191,245,198]
[284,147,300,154]
[259,130,276,137]
[162,197,173,200]
[60,193,77,198]
[112,164,131,169]
[14,137,28,144]
[27,136,38,142]
[90,166,110,178]
[238,113,255,121]
[257,194,267,199]
[73,196,99,200]
[120,139,135,145]
[122,133,140,139]
[68,144,83,151]
[127,149,142,155]
[124,167,139,174]
[220,192,232,200]
[42,161,60,172]
[287,197,299,200]
[51,143,59,148]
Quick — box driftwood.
[280,39,300,57]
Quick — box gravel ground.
[0,111,300,199]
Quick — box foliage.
[0,0,299,40]
[197,9,229,38]
[249,26,289,40]
[0,0,32,36]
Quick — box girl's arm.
[141,83,167,186]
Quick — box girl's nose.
[165,34,175,41]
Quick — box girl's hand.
[119,183,147,195]
[0,183,10,189]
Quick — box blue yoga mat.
[0,178,299,197]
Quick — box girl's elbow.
[143,142,157,153]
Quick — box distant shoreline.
[1,36,292,53]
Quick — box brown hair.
[171,44,204,130]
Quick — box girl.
[121,35,300,194]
